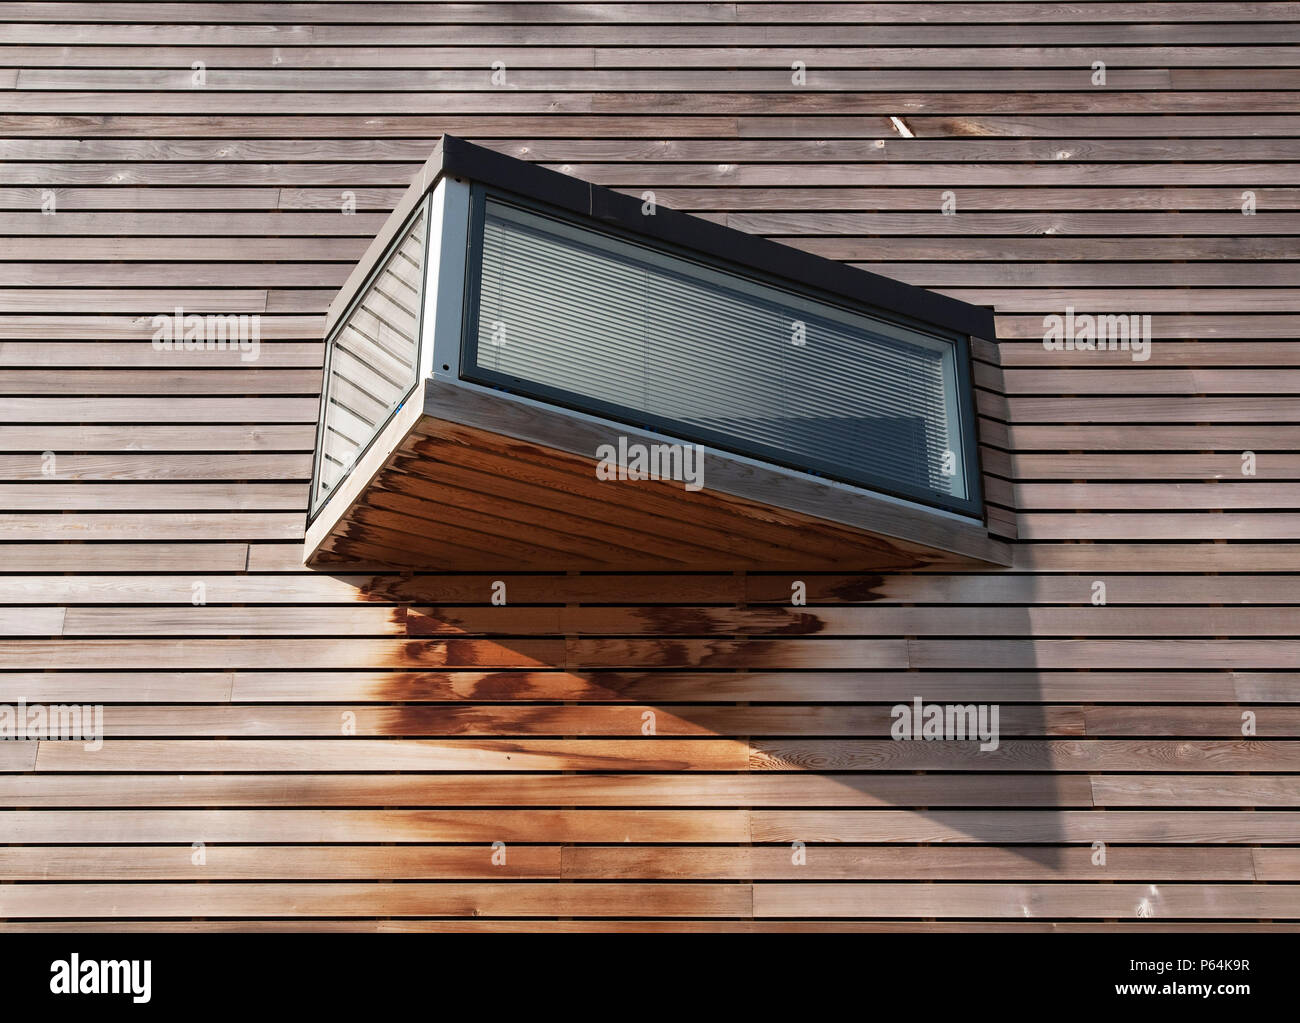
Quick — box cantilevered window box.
[306,137,1011,570]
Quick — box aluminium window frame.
[307,196,434,525]
[456,180,987,520]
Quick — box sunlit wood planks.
[1,0,1298,931]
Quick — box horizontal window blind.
[468,197,972,511]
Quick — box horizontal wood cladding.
[3,0,1298,931]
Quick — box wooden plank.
[21,703,1088,738]
[3,920,1292,933]
[0,844,1256,882]
[26,703,1293,740]
[33,739,752,772]
[13,68,1190,91]
[0,544,248,572]
[0,607,64,635]
[0,483,303,511]
[1083,707,1300,736]
[1017,513,1300,541]
[297,539,1300,575]
[0,264,348,289]
[0,114,739,140]
[754,884,1300,919]
[644,186,1300,211]
[1253,850,1300,881]
[878,263,1300,287]
[1012,454,1300,478]
[28,738,1300,773]
[1008,397,1300,423]
[997,313,1300,338]
[0,212,384,235]
[0,741,38,771]
[811,239,1300,262]
[0,454,309,479]
[562,846,1259,882]
[0,772,1095,808]
[849,113,1300,135]
[1001,343,1300,368]
[0,288,287,313]
[0,341,322,366]
[1092,775,1300,807]
[0,513,302,541]
[0,845,563,881]
[0,809,752,843]
[15,5,1300,26]
[750,810,1300,843]
[0,638,563,670]
[53,604,1300,637]
[750,740,1300,772]
[1012,544,1300,573]
[1003,369,1300,395]
[0,368,312,399]
[0,237,361,261]
[10,571,1297,606]
[1016,482,1300,510]
[0,573,741,605]
[0,315,322,340]
[907,639,1300,669]
[0,425,313,452]
[0,882,754,919]
[744,573,1300,605]
[216,669,1271,704]
[0,397,319,422]
[568,639,911,668]
[18,90,1300,117]
[2,21,1297,45]
[0,672,232,703]
[7,45,1300,71]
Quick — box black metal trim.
[440,135,996,342]
[459,182,986,520]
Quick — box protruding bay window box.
[306,137,1010,570]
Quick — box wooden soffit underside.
[306,380,1009,572]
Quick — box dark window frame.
[458,181,986,520]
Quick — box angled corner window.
[307,137,1003,569]
[310,204,427,517]
[461,193,981,517]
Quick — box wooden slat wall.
[1,0,1297,931]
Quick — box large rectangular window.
[462,193,981,517]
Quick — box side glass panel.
[464,196,975,515]
[310,206,427,516]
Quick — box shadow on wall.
[295,565,1069,900]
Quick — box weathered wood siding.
[1,1,1297,930]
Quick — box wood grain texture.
[306,394,1010,571]
[3,0,1296,931]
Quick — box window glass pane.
[312,207,426,514]
[470,198,971,510]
